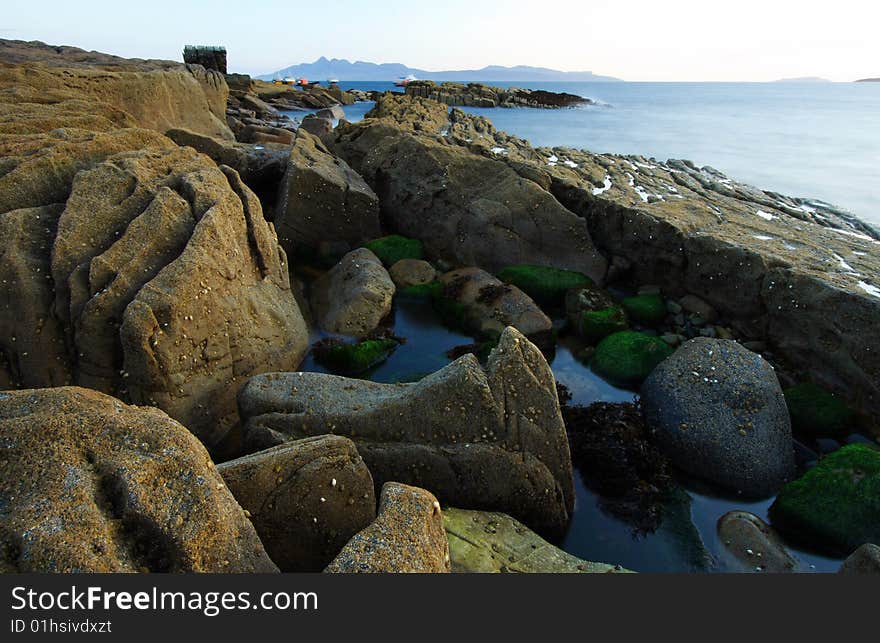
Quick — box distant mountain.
[773,76,832,83]
[855,77,880,82]
[258,57,622,82]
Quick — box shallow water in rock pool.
[299,295,845,573]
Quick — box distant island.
[856,77,880,82]
[259,57,621,82]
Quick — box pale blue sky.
[3,0,878,81]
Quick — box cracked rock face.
[0,387,278,573]
[240,326,575,538]
[325,482,450,573]
[218,436,376,572]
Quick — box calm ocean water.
[330,80,880,226]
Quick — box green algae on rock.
[770,444,880,555]
[312,338,399,375]
[578,306,629,344]
[364,234,424,267]
[622,293,667,326]
[591,331,673,388]
[497,265,592,308]
[784,382,855,438]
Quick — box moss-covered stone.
[364,234,423,266]
[622,293,667,326]
[579,306,629,344]
[769,444,880,555]
[497,265,592,308]
[397,281,440,300]
[784,383,855,438]
[591,331,673,388]
[313,338,399,375]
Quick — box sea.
[304,80,880,226]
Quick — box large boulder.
[325,482,450,573]
[217,436,376,572]
[641,338,795,496]
[838,544,880,574]
[332,118,607,282]
[444,508,629,573]
[0,387,277,573]
[310,248,395,337]
[274,130,381,254]
[436,267,553,339]
[240,327,575,538]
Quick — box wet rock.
[717,511,797,573]
[312,337,399,375]
[679,294,718,323]
[444,508,630,573]
[622,293,667,326]
[566,285,629,344]
[300,114,333,138]
[591,331,673,388]
[784,382,855,438]
[497,265,593,309]
[437,267,553,339]
[0,387,277,573]
[325,482,450,573]
[315,105,346,121]
[240,327,575,538]
[389,259,437,288]
[310,248,395,338]
[642,338,795,496]
[838,544,880,574]
[274,129,381,254]
[770,444,880,555]
[364,234,424,267]
[217,436,376,572]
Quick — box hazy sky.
[3,0,878,81]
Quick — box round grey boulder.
[641,338,795,496]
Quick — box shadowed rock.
[325,482,450,573]
[218,436,376,572]
[240,327,575,538]
[0,387,277,573]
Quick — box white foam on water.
[756,210,776,221]
[858,281,880,298]
[592,175,612,196]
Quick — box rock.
[783,383,855,438]
[217,436,376,572]
[444,508,630,573]
[300,114,333,137]
[240,93,279,119]
[591,331,673,388]
[316,105,346,121]
[717,511,797,572]
[770,444,880,555]
[389,259,437,288]
[838,544,880,574]
[332,116,607,282]
[274,129,381,254]
[240,327,575,538]
[621,293,667,326]
[641,338,796,496]
[566,286,629,344]
[237,123,295,145]
[679,294,718,322]
[405,81,592,109]
[436,267,553,339]
[0,387,277,573]
[312,337,399,375]
[497,265,593,309]
[309,248,395,337]
[325,482,450,573]
[364,234,424,267]
[361,92,449,132]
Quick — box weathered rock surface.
[310,248,395,337]
[325,482,450,573]
[838,544,880,574]
[274,129,381,253]
[359,92,449,133]
[217,436,376,572]
[240,327,575,538]
[717,511,797,572]
[333,112,607,282]
[406,81,592,109]
[438,267,553,338]
[444,508,629,573]
[0,387,277,573]
[641,338,796,496]
[389,259,437,288]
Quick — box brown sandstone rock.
[218,436,376,572]
[0,387,277,573]
[389,259,437,288]
[325,482,450,573]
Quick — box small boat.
[394,74,417,87]
[296,78,309,87]
[273,77,296,86]
[327,78,340,85]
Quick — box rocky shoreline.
[0,39,878,574]
[405,80,593,108]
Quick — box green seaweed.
[769,444,880,555]
[578,306,629,344]
[621,293,667,326]
[591,331,673,388]
[364,235,423,266]
[784,382,855,438]
[313,338,399,375]
[497,265,592,308]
